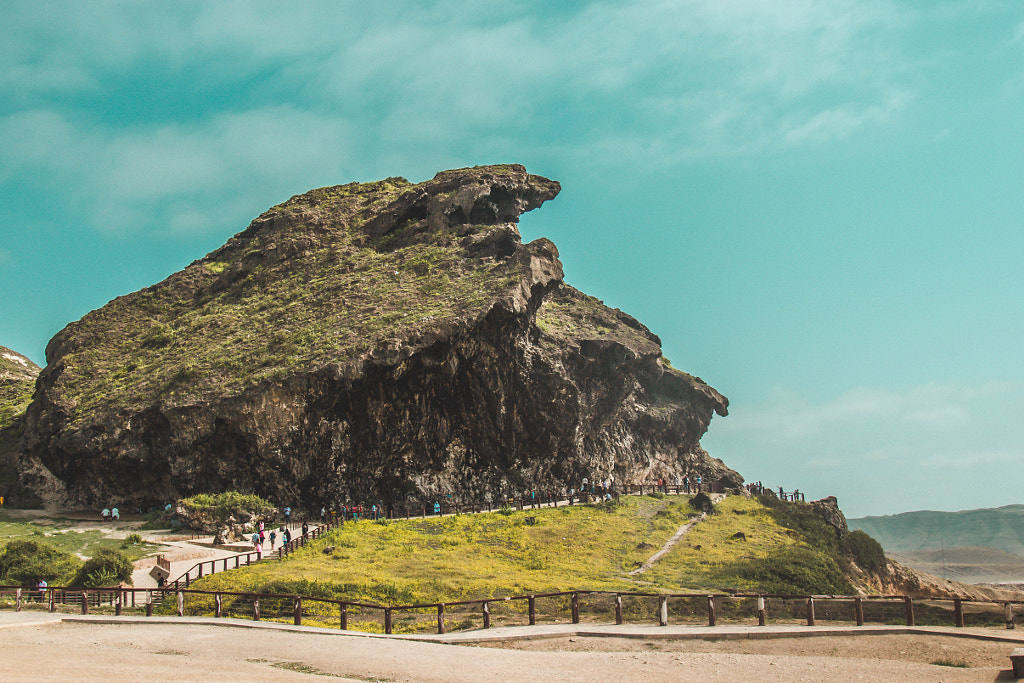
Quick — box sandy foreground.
[2,613,1023,682]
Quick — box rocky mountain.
[1,346,39,426]
[1,346,41,504]
[850,505,1024,586]
[0,346,40,384]
[18,164,734,509]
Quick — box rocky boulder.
[812,495,849,538]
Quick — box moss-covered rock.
[20,165,733,508]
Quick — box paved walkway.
[130,538,248,588]
[4,610,1024,647]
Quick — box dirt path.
[0,618,1019,682]
[629,493,726,577]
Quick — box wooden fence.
[1,585,1017,635]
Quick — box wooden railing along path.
[1,584,1018,636]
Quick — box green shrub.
[121,533,143,548]
[71,548,134,587]
[758,496,839,553]
[178,491,277,531]
[729,547,853,595]
[0,539,82,586]
[842,530,887,574]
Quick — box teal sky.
[2,1,1022,517]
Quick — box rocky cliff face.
[1,346,39,428]
[19,164,733,508]
[1,346,42,505]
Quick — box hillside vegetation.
[193,495,881,609]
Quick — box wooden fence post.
[658,595,668,627]
[49,589,56,613]
[215,593,222,618]
[954,598,964,627]
[483,602,490,629]
[571,592,580,624]
[340,603,347,630]
[235,556,239,569]
[615,594,623,625]
[707,596,716,626]
[15,588,21,612]
[1006,602,1015,630]
[903,597,914,626]
[198,563,203,579]
[253,596,260,621]
[528,596,536,625]
[385,608,393,634]
[81,591,88,615]
[177,591,184,617]
[806,597,815,626]
[757,596,767,626]
[294,597,302,626]
[854,597,864,626]
[115,589,122,616]
[146,591,153,617]
[437,603,445,634]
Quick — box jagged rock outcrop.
[811,496,848,538]
[19,164,734,508]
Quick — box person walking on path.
[269,529,276,550]
[301,521,308,539]
[252,532,262,560]
[284,506,291,527]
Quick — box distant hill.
[849,505,1024,556]
[888,546,1024,585]
[849,505,1024,585]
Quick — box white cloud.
[0,0,985,236]
[0,106,357,236]
[715,383,984,443]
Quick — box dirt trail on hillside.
[629,493,725,576]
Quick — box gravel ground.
[1,618,1021,682]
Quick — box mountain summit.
[21,164,733,507]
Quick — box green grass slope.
[194,495,870,609]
